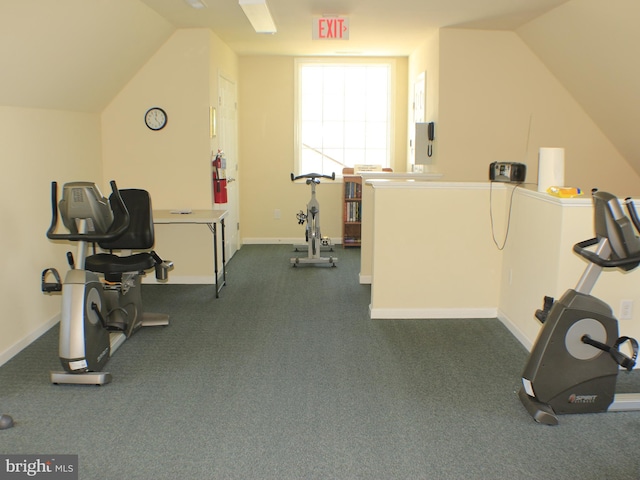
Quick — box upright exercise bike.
[519,190,640,425]
[290,172,337,267]
[45,181,172,385]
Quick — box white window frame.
[293,57,396,178]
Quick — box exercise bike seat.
[85,189,158,281]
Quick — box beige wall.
[408,32,440,169]
[498,190,640,349]
[0,107,102,363]
[368,183,640,352]
[360,173,444,284]
[102,29,238,282]
[370,182,506,318]
[238,56,408,244]
[102,29,213,209]
[414,28,640,196]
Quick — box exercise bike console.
[48,181,129,242]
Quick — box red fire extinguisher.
[212,150,228,204]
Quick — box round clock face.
[144,107,167,131]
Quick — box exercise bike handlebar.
[573,237,640,268]
[290,172,336,182]
[46,180,131,242]
[571,192,640,269]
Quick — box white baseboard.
[141,276,215,285]
[243,237,342,246]
[242,237,300,245]
[369,306,498,320]
[0,314,60,367]
[359,274,372,284]
[497,309,533,351]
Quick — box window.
[295,59,393,176]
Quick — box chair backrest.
[99,189,154,250]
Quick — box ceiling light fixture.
[239,0,277,34]
[185,0,207,9]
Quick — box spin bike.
[44,181,172,385]
[290,172,337,267]
[519,190,640,425]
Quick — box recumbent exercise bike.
[519,190,640,425]
[290,172,337,267]
[44,181,172,385]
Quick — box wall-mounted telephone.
[415,122,435,165]
[427,122,434,157]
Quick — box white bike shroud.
[290,172,337,267]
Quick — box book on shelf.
[343,236,361,245]
[344,201,361,223]
[344,181,362,199]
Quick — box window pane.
[344,122,366,149]
[297,61,391,175]
[324,97,344,122]
[323,121,344,148]
[366,122,388,149]
[368,149,388,164]
[324,148,345,167]
[344,149,366,166]
[367,100,388,122]
[301,121,323,148]
[344,88,366,122]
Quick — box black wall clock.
[144,107,167,131]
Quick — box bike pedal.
[41,268,62,293]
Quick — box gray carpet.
[2,245,640,479]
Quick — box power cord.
[489,182,535,250]
[490,113,534,249]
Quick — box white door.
[218,72,239,259]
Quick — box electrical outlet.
[620,300,633,320]
[274,209,281,219]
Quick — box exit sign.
[312,17,349,40]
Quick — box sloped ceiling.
[0,0,174,113]
[0,0,568,114]
[517,0,640,170]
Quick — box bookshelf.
[341,167,392,247]
[343,170,362,247]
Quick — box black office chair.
[84,188,172,334]
[85,189,166,281]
